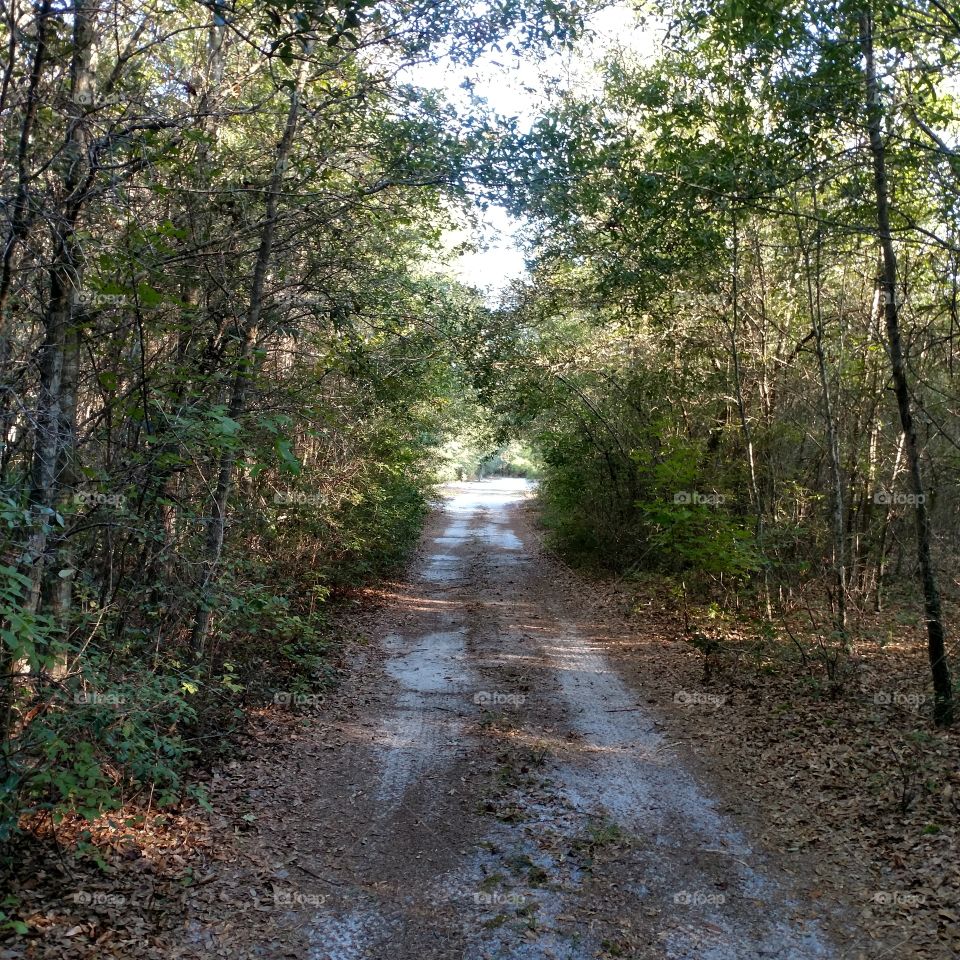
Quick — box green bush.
[1,658,195,842]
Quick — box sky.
[401,3,662,299]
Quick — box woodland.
[1,0,959,955]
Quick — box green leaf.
[98,371,119,391]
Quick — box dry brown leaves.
[545,553,960,960]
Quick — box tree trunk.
[793,188,848,643]
[5,0,96,741]
[142,13,227,591]
[860,9,953,726]
[191,51,311,654]
[22,0,96,620]
[0,0,53,482]
[725,209,769,616]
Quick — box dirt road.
[191,480,850,959]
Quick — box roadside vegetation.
[2,0,959,953]
[487,0,960,726]
[0,0,578,864]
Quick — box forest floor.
[5,479,958,959]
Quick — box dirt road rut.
[193,480,849,960]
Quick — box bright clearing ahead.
[404,3,664,298]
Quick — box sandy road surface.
[189,480,850,960]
